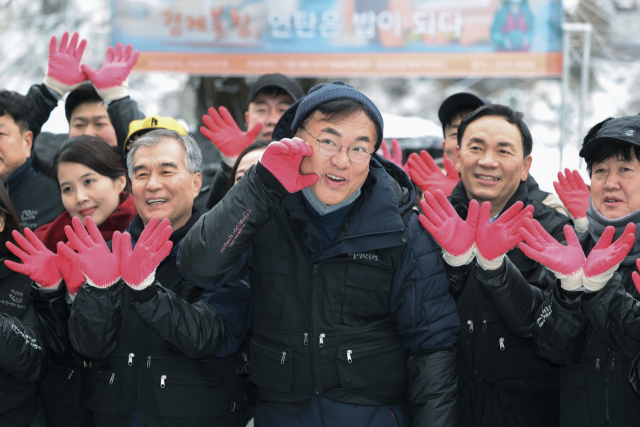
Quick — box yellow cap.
[124,116,188,156]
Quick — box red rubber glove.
[380,139,403,167]
[201,106,263,165]
[259,137,318,193]
[419,190,479,266]
[553,169,590,219]
[407,150,460,197]
[81,42,140,101]
[43,31,88,96]
[476,201,534,269]
[5,228,62,289]
[631,258,640,294]
[583,223,635,292]
[519,219,586,290]
[120,217,173,290]
[56,242,85,297]
[57,217,121,288]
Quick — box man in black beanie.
[180,81,459,426]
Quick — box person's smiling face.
[299,110,376,206]
[590,151,640,219]
[455,115,532,217]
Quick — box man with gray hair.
[68,129,252,427]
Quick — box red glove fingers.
[380,139,403,167]
[201,106,263,160]
[81,42,139,101]
[583,223,635,292]
[442,152,460,180]
[259,137,318,193]
[406,150,460,197]
[59,217,121,288]
[632,259,640,294]
[55,242,85,296]
[476,201,534,267]
[120,217,173,290]
[4,228,62,289]
[44,31,88,95]
[553,168,590,219]
[419,191,479,266]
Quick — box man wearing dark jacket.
[179,81,460,426]
[423,104,570,426]
[0,90,64,230]
[67,129,251,427]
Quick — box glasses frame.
[300,127,374,164]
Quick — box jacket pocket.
[249,339,292,393]
[87,368,118,416]
[38,363,79,407]
[342,263,394,326]
[336,339,406,390]
[249,250,291,318]
[559,369,591,426]
[490,336,558,380]
[153,371,228,418]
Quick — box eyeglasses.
[301,128,373,164]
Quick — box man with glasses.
[179,81,459,427]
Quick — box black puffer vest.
[81,263,246,427]
[248,201,408,414]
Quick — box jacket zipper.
[605,350,610,421]
[128,353,135,366]
[467,320,474,333]
[312,264,320,394]
[343,339,402,363]
[251,340,287,364]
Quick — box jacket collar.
[283,156,413,257]
[4,158,36,198]
[449,179,529,220]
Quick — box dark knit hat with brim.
[290,80,384,150]
[580,116,640,160]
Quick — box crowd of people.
[1,30,640,427]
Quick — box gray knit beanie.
[290,80,384,150]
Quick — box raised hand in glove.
[201,106,263,165]
[5,228,62,289]
[259,137,318,193]
[43,31,88,96]
[631,258,640,295]
[407,150,460,197]
[419,190,479,266]
[56,242,85,296]
[554,168,590,232]
[120,217,173,290]
[81,42,140,101]
[58,217,121,288]
[583,223,635,292]
[380,139,403,167]
[476,201,534,270]
[519,219,586,290]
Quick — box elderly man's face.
[299,111,376,206]
[131,138,202,230]
[455,115,531,217]
[591,151,640,219]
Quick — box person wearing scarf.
[520,116,640,426]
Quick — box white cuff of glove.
[221,153,237,168]
[476,252,505,270]
[43,75,82,97]
[552,268,584,291]
[35,278,62,291]
[93,79,129,102]
[442,244,476,267]
[86,276,121,289]
[573,217,589,234]
[126,270,156,291]
[583,264,620,292]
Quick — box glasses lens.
[349,148,370,163]
[318,139,339,156]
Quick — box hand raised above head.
[81,42,140,101]
[43,31,88,96]
[201,106,263,160]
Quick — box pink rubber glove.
[553,169,590,219]
[201,106,263,165]
[519,219,586,290]
[43,31,88,96]
[120,217,173,290]
[57,217,121,288]
[419,190,480,266]
[407,150,460,197]
[380,139,403,167]
[583,223,635,292]
[631,258,640,295]
[5,229,62,289]
[81,42,140,101]
[476,201,534,270]
[56,242,85,297]
[259,137,318,193]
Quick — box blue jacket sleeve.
[391,215,460,352]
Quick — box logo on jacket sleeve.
[348,253,378,261]
[21,210,37,222]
